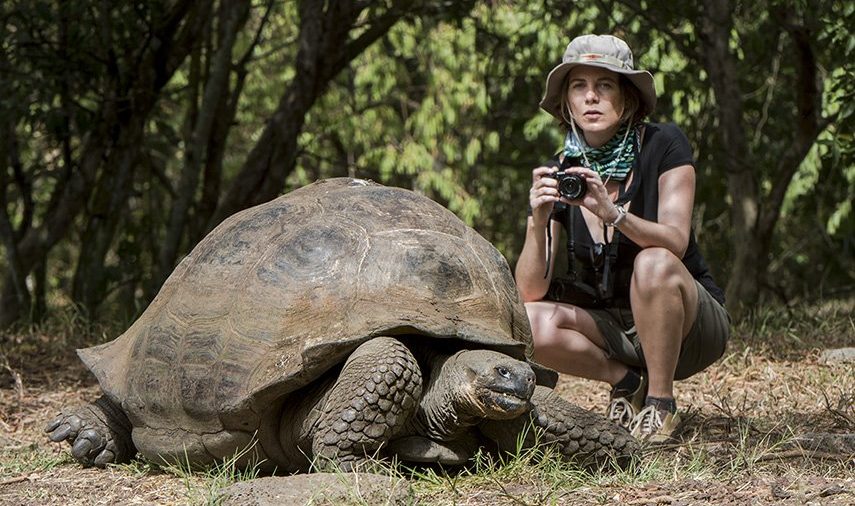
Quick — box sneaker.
[607,374,647,429]
[629,404,682,443]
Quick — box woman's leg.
[629,247,699,400]
[525,301,628,386]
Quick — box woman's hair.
[618,75,648,123]
[558,73,649,130]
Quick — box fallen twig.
[755,449,854,462]
[0,474,31,486]
[627,494,676,505]
[808,484,848,499]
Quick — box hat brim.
[539,61,657,120]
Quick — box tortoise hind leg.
[480,385,639,469]
[45,395,136,467]
[310,337,422,471]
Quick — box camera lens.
[558,174,586,200]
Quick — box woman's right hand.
[530,165,560,225]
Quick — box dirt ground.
[1,310,853,505]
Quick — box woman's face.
[565,66,624,145]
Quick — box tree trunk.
[698,0,761,315]
[0,122,31,320]
[189,0,277,248]
[157,1,250,285]
[71,123,145,318]
[699,1,823,315]
[70,1,215,319]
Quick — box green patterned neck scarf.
[563,122,638,181]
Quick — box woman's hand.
[529,165,561,226]
[559,166,619,223]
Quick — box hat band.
[565,53,631,70]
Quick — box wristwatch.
[606,204,627,227]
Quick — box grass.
[1,298,853,504]
[731,298,855,359]
[157,443,264,505]
[0,444,69,478]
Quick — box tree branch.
[615,0,702,63]
[759,9,823,236]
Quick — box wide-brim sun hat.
[539,34,656,120]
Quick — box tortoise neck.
[413,351,482,440]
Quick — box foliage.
[0,0,852,328]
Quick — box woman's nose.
[585,88,598,102]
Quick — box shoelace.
[629,405,663,436]
[607,397,635,427]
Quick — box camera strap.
[544,220,553,278]
[543,124,646,292]
[543,155,577,278]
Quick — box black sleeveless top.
[550,122,725,305]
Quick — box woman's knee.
[525,302,555,346]
[631,247,688,295]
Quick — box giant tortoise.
[46,178,636,472]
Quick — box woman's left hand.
[560,166,618,222]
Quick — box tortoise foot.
[45,395,135,467]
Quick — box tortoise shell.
[78,178,540,443]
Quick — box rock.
[819,348,855,364]
[792,432,855,455]
[220,472,411,505]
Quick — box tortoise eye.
[496,366,511,379]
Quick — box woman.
[516,34,730,442]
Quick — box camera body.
[546,171,587,200]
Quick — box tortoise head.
[450,350,535,420]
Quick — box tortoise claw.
[93,448,116,467]
[46,414,84,443]
[47,424,74,443]
[71,428,107,465]
[71,437,95,462]
[44,397,136,467]
[44,417,62,433]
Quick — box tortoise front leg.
[45,395,136,467]
[480,385,639,469]
[310,337,422,471]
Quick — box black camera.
[547,171,587,200]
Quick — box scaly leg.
[310,337,422,471]
[480,385,639,469]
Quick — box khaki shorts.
[586,280,731,380]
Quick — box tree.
[0,0,479,328]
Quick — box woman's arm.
[515,165,563,302]
[609,165,694,257]
[566,164,695,258]
[515,218,562,302]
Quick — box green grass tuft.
[158,439,265,505]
